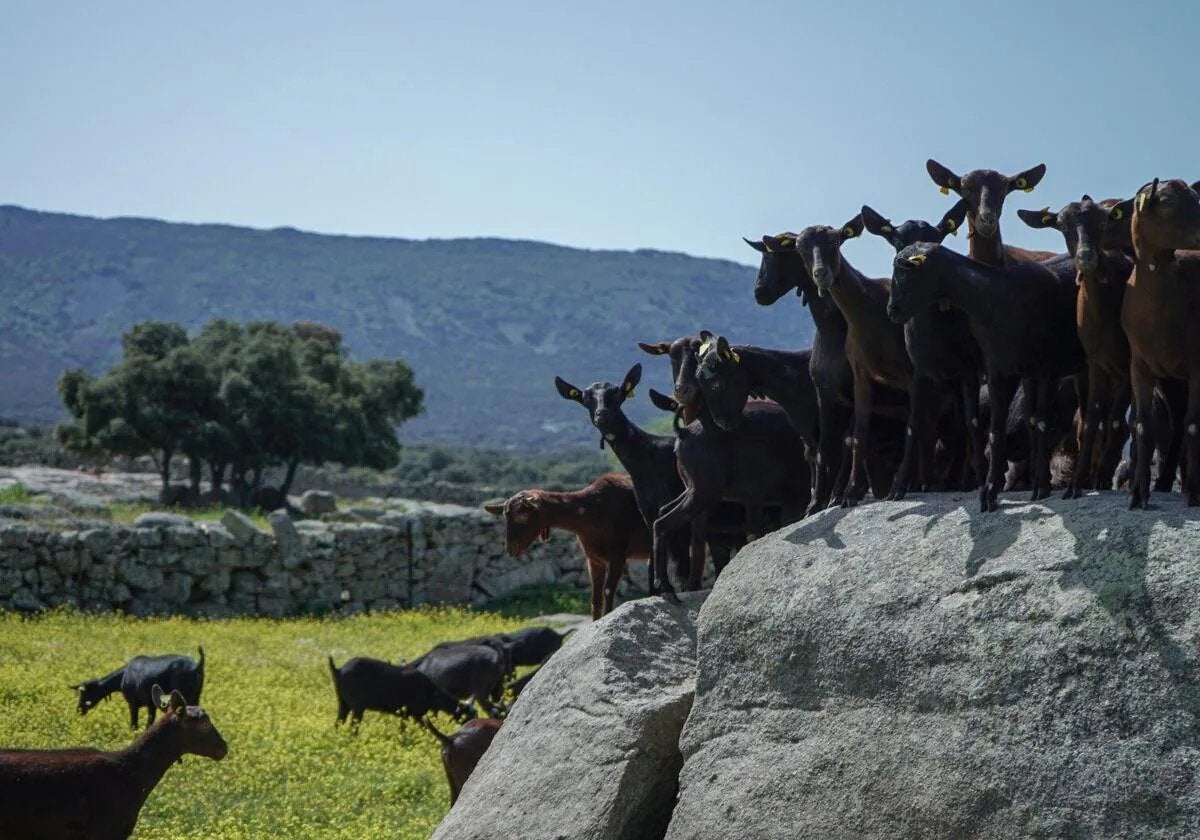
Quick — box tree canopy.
[57,319,424,506]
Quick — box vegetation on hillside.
[56,319,423,504]
[0,205,812,449]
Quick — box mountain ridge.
[0,204,813,449]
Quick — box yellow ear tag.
[1111,207,1124,220]
[908,254,927,265]
[842,226,857,239]
[944,219,956,232]
[880,224,893,233]
[569,389,580,398]
[1136,193,1148,212]
[1041,214,1054,224]
[626,386,635,397]
[1023,186,1035,193]
[698,340,712,356]
[939,186,950,195]
[777,237,793,247]
[731,352,740,364]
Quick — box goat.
[421,718,503,806]
[483,473,648,619]
[794,215,920,506]
[506,666,541,701]
[1113,178,1200,507]
[412,626,569,670]
[861,201,984,497]
[1018,196,1136,496]
[0,686,227,840]
[328,655,474,731]
[413,644,510,718]
[554,365,748,589]
[925,159,1055,266]
[645,385,809,601]
[888,242,1085,511]
[740,235,905,511]
[72,646,205,730]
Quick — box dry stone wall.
[0,501,635,617]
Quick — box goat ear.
[637,341,670,356]
[939,199,968,237]
[482,499,505,516]
[151,684,165,710]
[1009,163,1047,194]
[743,236,767,253]
[859,205,894,240]
[168,690,187,715]
[647,388,678,413]
[839,214,864,242]
[554,376,583,403]
[1108,197,1135,223]
[926,159,961,195]
[622,363,641,397]
[1017,208,1058,230]
[716,336,739,363]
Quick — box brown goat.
[422,718,503,805]
[1115,178,1200,507]
[484,474,649,619]
[0,686,228,840]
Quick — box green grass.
[108,503,273,529]
[0,482,39,505]
[0,607,548,839]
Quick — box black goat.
[646,386,809,600]
[413,644,510,717]
[72,647,206,730]
[742,235,905,511]
[861,201,983,497]
[328,656,474,731]
[554,363,751,587]
[889,243,1085,510]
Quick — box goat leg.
[1097,378,1130,490]
[1129,365,1157,509]
[982,375,1016,513]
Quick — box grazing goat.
[1113,178,1200,507]
[795,215,917,505]
[861,201,983,497]
[0,686,227,840]
[740,236,905,510]
[414,626,569,670]
[422,718,503,806]
[1018,196,1136,496]
[888,243,1085,510]
[645,386,809,601]
[484,474,648,619]
[413,644,510,718]
[72,646,205,730]
[328,656,474,730]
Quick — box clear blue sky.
[2,1,1195,277]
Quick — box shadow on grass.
[479,583,590,620]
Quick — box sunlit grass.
[107,503,273,529]
[0,606,552,839]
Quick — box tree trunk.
[159,449,173,504]
[280,458,300,497]
[209,462,225,502]
[188,456,203,498]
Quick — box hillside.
[0,206,812,449]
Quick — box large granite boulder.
[432,591,707,840]
[667,493,1200,840]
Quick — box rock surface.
[666,492,1200,840]
[432,591,708,840]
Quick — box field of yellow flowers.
[0,605,558,839]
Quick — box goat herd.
[0,626,569,838]
[487,161,1200,616]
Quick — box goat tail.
[420,716,452,746]
[197,645,206,669]
[327,655,340,682]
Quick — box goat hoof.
[661,589,681,605]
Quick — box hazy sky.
[2,1,1195,276]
